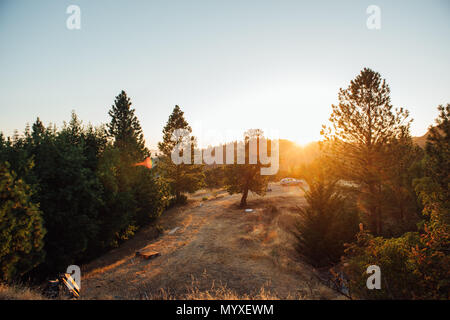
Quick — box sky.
[1,0,449,149]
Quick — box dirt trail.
[81,184,343,299]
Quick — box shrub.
[0,283,45,300]
[168,194,188,208]
[132,168,170,226]
[295,180,359,267]
[342,105,450,300]
[342,224,449,300]
[342,230,420,299]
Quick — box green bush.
[168,194,188,208]
[132,168,170,226]
[342,230,420,299]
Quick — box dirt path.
[81,184,343,299]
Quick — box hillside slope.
[80,184,343,300]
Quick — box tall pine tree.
[108,90,149,162]
[321,68,412,235]
[158,105,203,203]
[104,91,168,246]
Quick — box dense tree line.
[0,91,169,281]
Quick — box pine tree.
[381,132,423,235]
[105,92,169,246]
[411,104,450,298]
[108,90,149,162]
[0,162,45,282]
[321,68,412,235]
[159,106,190,157]
[424,104,450,213]
[158,105,203,203]
[295,175,359,267]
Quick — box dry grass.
[118,272,335,300]
[0,283,45,300]
[0,185,343,301]
[141,278,283,300]
[80,184,344,300]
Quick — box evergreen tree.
[94,146,137,249]
[411,104,449,298]
[102,92,169,246]
[158,105,203,203]
[381,133,423,235]
[108,90,149,162]
[27,117,102,274]
[158,105,190,157]
[343,105,450,299]
[295,176,359,267]
[0,162,45,282]
[321,68,412,235]
[204,165,226,190]
[422,104,450,216]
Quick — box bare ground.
[81,183,344,300]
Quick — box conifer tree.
[106,91,167,243]
[0,162,45,281]
[158,105,203,203]
[108,90,149,162]
[26,116,101,274]
[321,68,412,235]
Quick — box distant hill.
[159,133,428,178]
[277,139,321,178]
[188,138,322,179]
[412,131,430,148]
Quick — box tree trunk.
[240,188,249,207]
[376,207,382,235]
[376,184,382,235]
[367,183,378,234]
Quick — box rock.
[136,250,160,260]
[168,227,180,235]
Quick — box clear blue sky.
[1,0,449,148]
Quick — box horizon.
[1,0,449,148]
